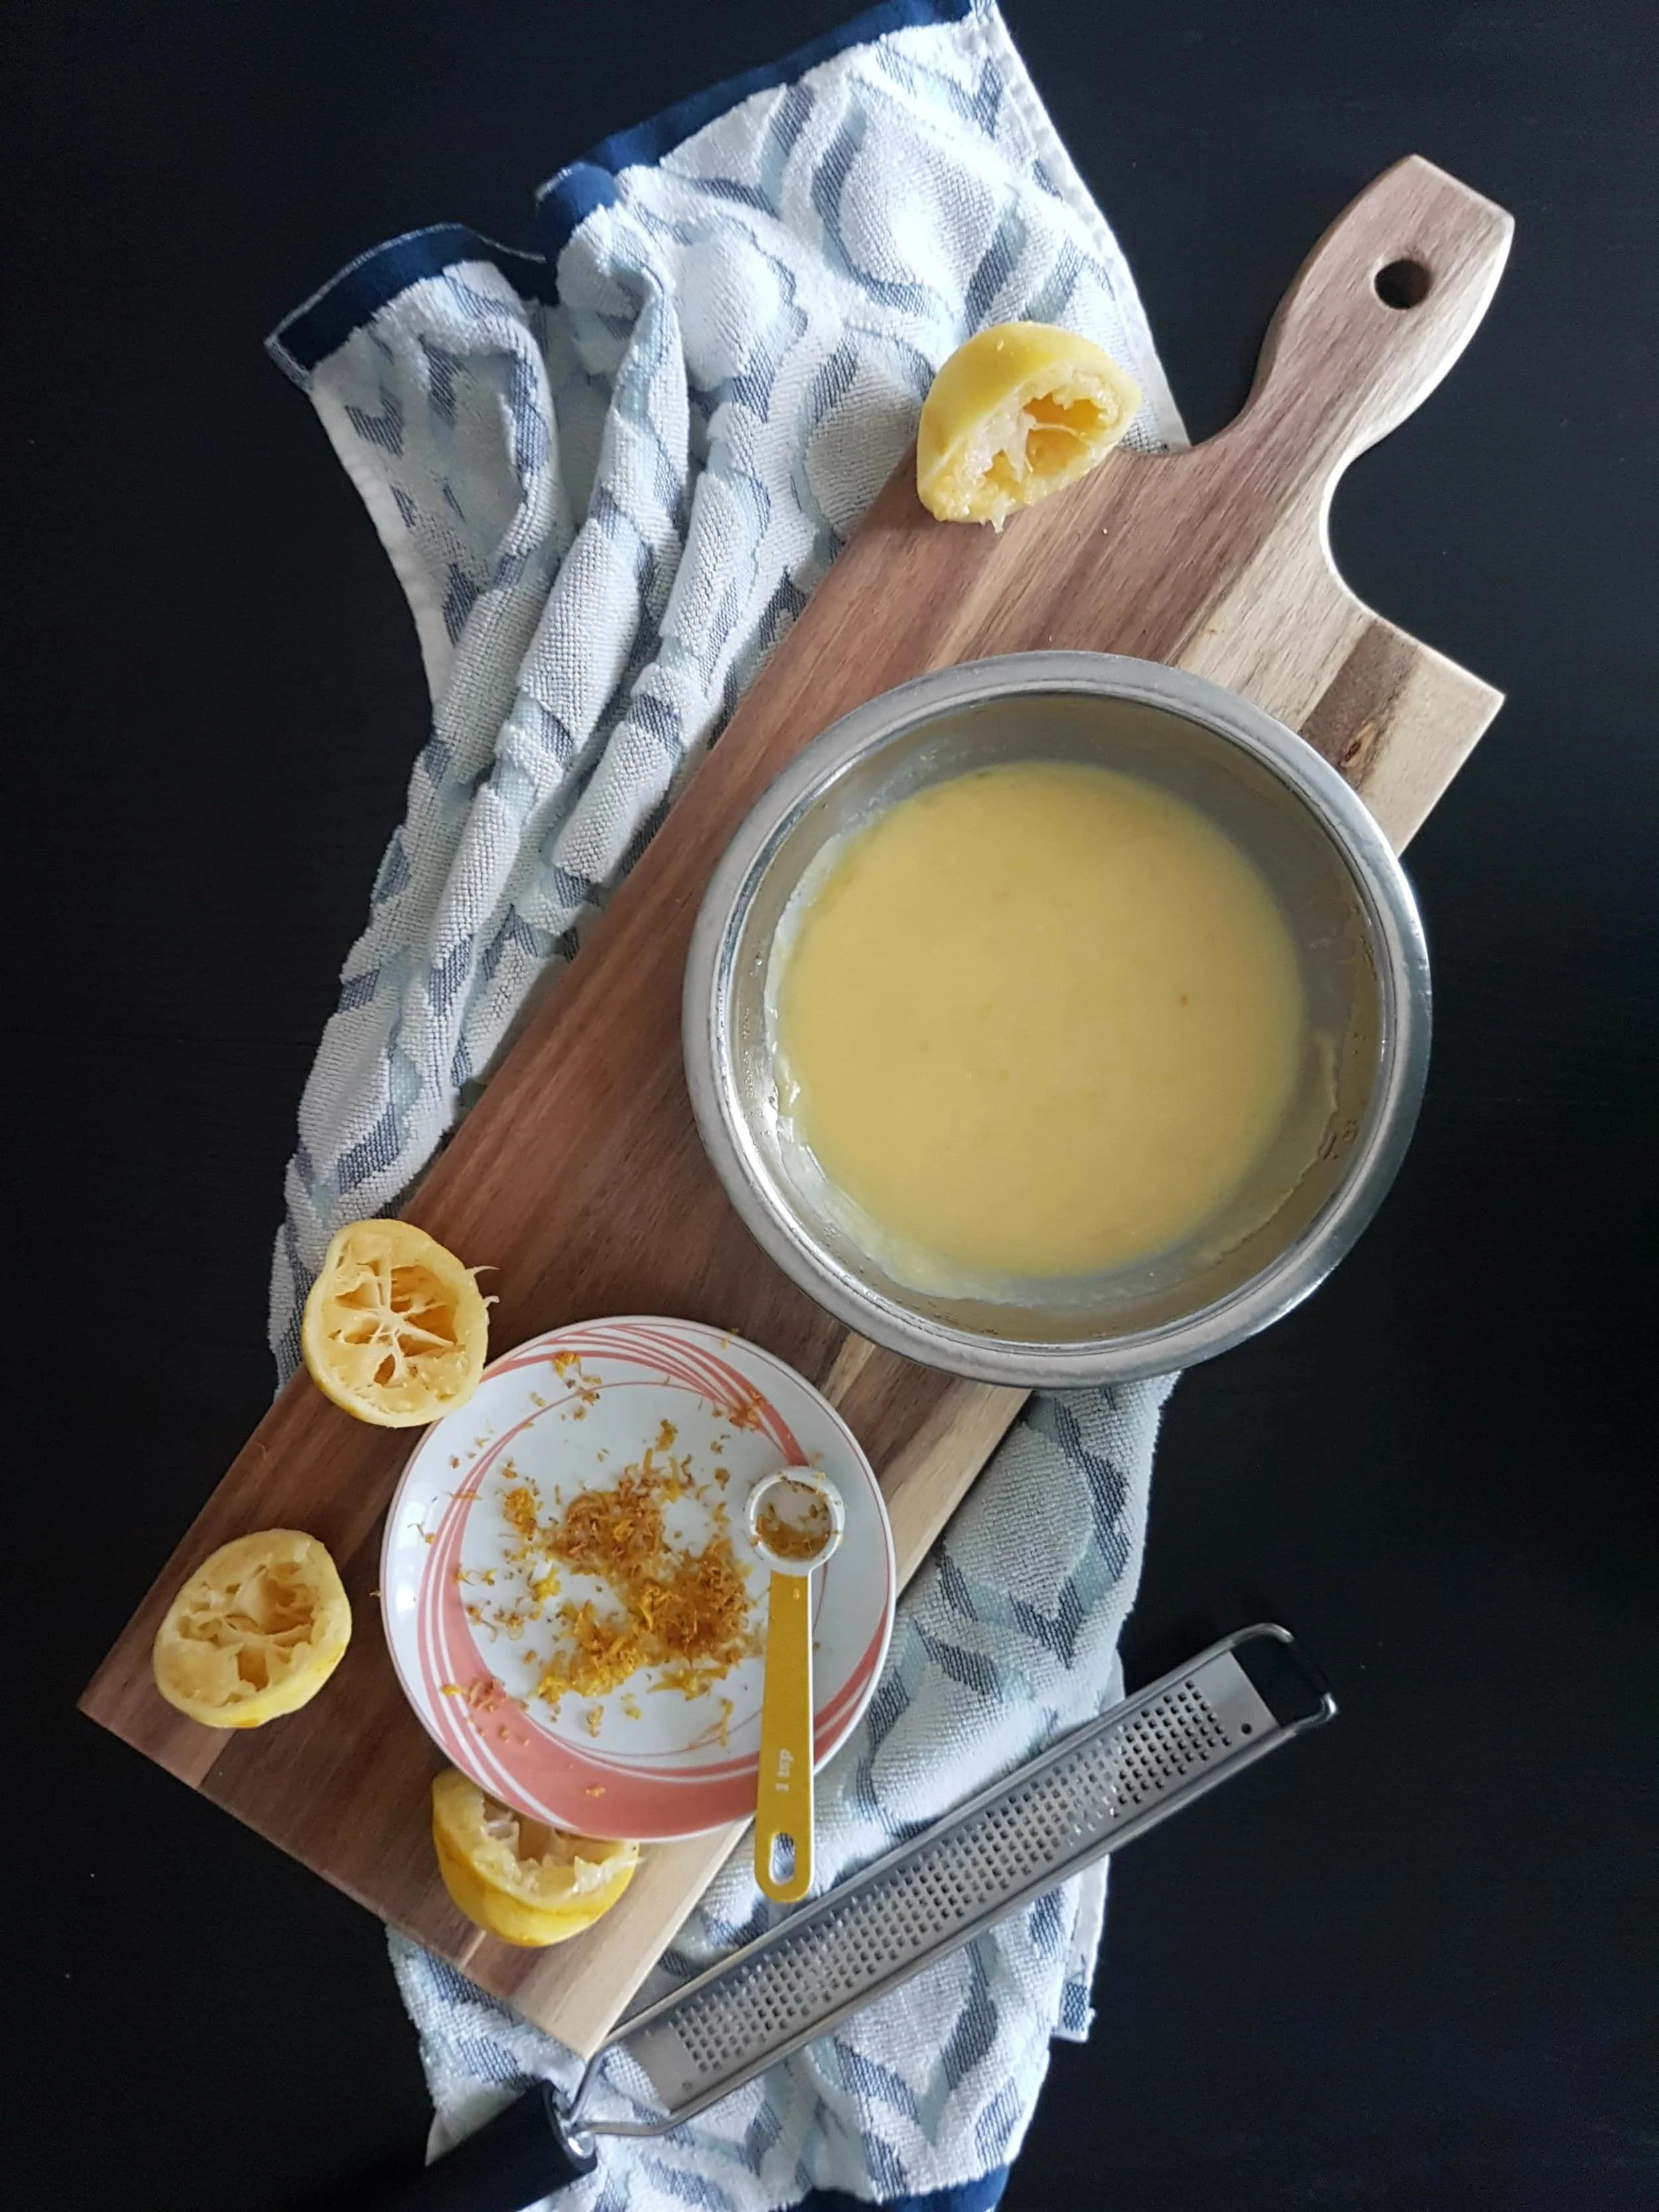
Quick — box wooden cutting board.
[83,156,1511,2058]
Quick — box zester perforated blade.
[573,1624,1333,2140]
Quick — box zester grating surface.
[609,1643,1281,2125]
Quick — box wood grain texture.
[82,157,1510,2054]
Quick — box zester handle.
[596,1624,1334,2136]
[358,2083,595,2211]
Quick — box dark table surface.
[17,3,1656,2207]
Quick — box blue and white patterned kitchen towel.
[268,3,1185,2205]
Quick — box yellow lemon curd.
[774,761,1307,1284]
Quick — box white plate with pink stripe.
[380,1316,894,1842]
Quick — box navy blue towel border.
[269,0,975,383]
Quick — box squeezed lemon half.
[301,1219,490,1428]
[152,1529,351,1728]
[431,1770,640,1947]
[916,321,1141,528]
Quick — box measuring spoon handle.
[755,1571,814,1903]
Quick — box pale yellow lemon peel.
[916,321,1141,529]
[151,1529,352,1728]
[301,1218,490,1428]
[430,1769,640,1947]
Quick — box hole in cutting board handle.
[1374,258,1432,310]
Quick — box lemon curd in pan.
[771,761,1308,1286]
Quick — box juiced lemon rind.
[151,1528,352,1728]
[916,322,1141,528]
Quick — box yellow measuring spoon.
[747,1467,845,1903]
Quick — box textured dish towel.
[267,4,1186,2205]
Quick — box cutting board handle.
[1228,155,1514,485]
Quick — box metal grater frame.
[567,1625,1333,2141]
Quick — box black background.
[15,3,1656,2207]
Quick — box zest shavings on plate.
[470,1421,761,1714]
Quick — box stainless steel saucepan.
[683,652,1430,1386]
